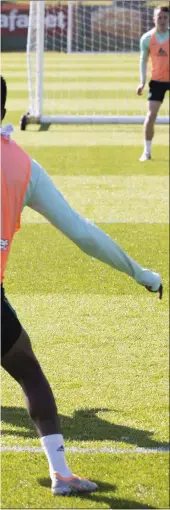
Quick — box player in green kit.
[137,5,169,161]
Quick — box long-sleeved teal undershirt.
[140,28,169,85]
[21,158,161,292]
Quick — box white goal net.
[21,0,169,128]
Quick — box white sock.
[144,140,152,155]
[40,434,72,479]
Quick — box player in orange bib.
[1,76,163,496]
[136,5,169,161]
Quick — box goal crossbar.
[21,0,169,129]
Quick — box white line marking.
[1,446,169,454]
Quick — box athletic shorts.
[148,80,170,102]
[1,285,22,357]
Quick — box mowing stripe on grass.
[7,99,169,117]
[9,91,149,102]
[1,53,139,61]
[9,81,141,91]
[12,126,169,147]
[3,71,140,79]
[3,64,144,70]
[21,174,168,225]
[5,76,143,84]
[1,446,169,453]
[7,97,147,112]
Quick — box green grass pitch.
[1,52,169,509]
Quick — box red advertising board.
[1,3,68,37]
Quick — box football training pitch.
[1,53,169,509]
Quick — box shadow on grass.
[39,123,51,131]
[1,406,169,450]
[38,477,155,509]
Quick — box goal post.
[67,1,73,54]
[21,0,169,129]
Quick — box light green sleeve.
[140,33,150,85]
[22,159,161,292]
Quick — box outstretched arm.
[23,159,162,297]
